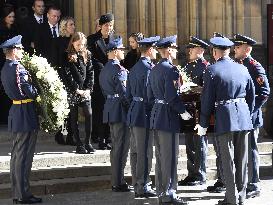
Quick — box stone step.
[0,142,272,170]
[0,150,271,184]
[0,165,271,199]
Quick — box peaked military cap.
[232,34,257,46]
[213,32,225,38]
[155,35,178,48]
[99,13,114,25]
[138,36,160,47]
[209,36,234,50]
[106,36,125,52]
[186,36,209,49]
[0,35,23,49]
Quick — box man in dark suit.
[0,35,42,204]
[34,4,61,64]
[33,5,63,144]
[87,13,114,150]
[196,36,255,205]
[20,0,46,54]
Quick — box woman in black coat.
[122,32,144,71]
[64,32,95,154]
[0,4,18,124]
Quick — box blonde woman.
[64,32,95,154]
[52,17,76,145]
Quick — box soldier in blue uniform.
[195,36,255,205]
[233,34,270,199]
[178,36,209,186]
[206,32,226,194]
[126,36,160,198]
[0,35,42,204]
[147,35,192,205]
[99,36,131,192]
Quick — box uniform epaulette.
[249,59,258,66]
[202,59,210,67]
[115,64,126,71]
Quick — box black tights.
[70,101,92,146]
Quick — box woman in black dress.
[122,32,144,71]
[0,4,18,124]
[52,16,76,145]
[64,32,95,154]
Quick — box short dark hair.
[47,5,61,13]
[139,45,152,54]
[1,4,14,19]
[32,0,44,7]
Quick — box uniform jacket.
[184,57,209,86]
[99,59,128,123]
[126,57,154,128]
[147,58,186,133]
[200,57,255,134]
[1,60,39,132]
[240,56,270,128]
[64,53,94,105]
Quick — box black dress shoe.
[76,145,88,154]
[207,180,226,193]
[246,189,260,199]
[217,199,236,205]
[85,144,96,153]
[187,178,206,186]
[178,176,195,186]
[112,183,130,192]
[160,196,188,205]
[135,189,157,198]
[98,142,109,150]
[55,131,66,145]
[14,196,42,204]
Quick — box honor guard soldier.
[99,36,131,192]
[195,36,255,205]
[233,34,270,199]
[126,36,160,198]
[0,35,42,204]
[147,35,192,205]
[178,36,209,186]
[206,32,226,194]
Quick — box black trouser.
[91,86,110,142]
[70,100,92,146]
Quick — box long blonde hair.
[67,32,90,63]
[59,16,75,37]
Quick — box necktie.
[52,26,57,38]
[39,19,42,24]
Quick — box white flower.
[21,53,69,132]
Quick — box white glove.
[194,124,207,136]
[180,111,192,120]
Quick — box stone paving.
[0,177,272,205]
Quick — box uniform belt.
[13,99,34,104]
[215,98,246,107]
[133,97,144,102]
[107,94,119,99]
[155,99,168,104]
